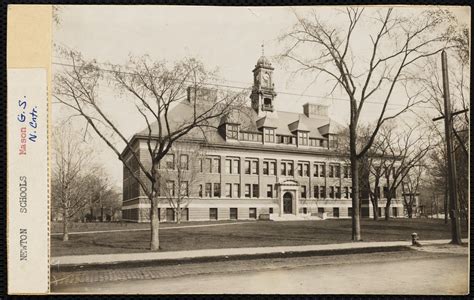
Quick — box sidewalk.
[51,239,466,268]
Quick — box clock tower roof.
[256,55,272,68]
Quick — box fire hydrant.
[411,232,422,247]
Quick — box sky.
[52,5,470,187]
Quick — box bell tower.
[250,47,277,115]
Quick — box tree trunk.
[150,200,160,251]
[444,187,448,224]
[384,201,391,221]
[176,208,181,224]
[62,208,69,242]
[101,205,104,222]
[370,194,379,221]
[350,155,361,241]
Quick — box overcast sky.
[52,5,470,187]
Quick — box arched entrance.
[283,192,293,214]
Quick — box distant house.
[121,55,404,222]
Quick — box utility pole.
[440,50,462,245]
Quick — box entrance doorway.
[283,192,293,214]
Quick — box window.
[204,158,212,173]
[333,207,340,218]
[298,131,309,146]
[180,181,189,197]
[166,208,175,222]
[335,165,341,178]
[269,161,276,175]
[348,207,353,217]
[225,159,232,174]
[205,183,212,197]
[233,159,240,174]
[269,207,274,214]
[329,165,334,177]
[213,183,221,197]
[249,208,257,219]
[245,160,251,174]
[313,164,319,177]
[209,208,218,220]
[383,186,389,198]
[164,154,175,169]
[336,186,341,199]
[277,135,295,145]
[281,162,287,176]
[313,185,319,198]
[378,207,382,216]
[267,184,273,198]
[252,184,259,198]
[288,162,294,176]
[320,164,326,177]
[264,128,275,143]
[301,185,307,198]
[225,183,232,197]
[166,181,175,196]
[318,207,325,214]
[392,207,398,217]
[320,186,326,198]
[199,184,203,197]
[329,186,335,198]
[230,208,238,220]
[179,154,189,170]
[228,124,239,139]
[233,184,240,198]
[298,162,309,177]
[344,187,349,198]
[343,166,351,178]
[251,160,258,175]
[263,161,269,175]
[212,158,221,174]
[244,184,251,198]
[297,163,302,176]
[303,207,308,214]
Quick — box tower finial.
[261,42,265,56]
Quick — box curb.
[52,245,412,272]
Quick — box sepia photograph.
[46,5,469,294]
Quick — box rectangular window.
[320,164,326,177]
[298,131,308,146]
[252,184,259,198]
[344,187,349,198]
[318,207,325,214]
[213,158,221,174]
[269,207,274,214]
[213,183,221,197]
[313,164,319,177]
[244,184,251,198]
[269,161,276,175]
[166,180,175,196]
[228,124,239,139]
[180,181,189,197]
[333,207,340,218]
[304,163,310,177]
[245,160,251,174]
[348,207,353,217]
[343,166,351,178]
[204,158,212,173]
[297,163,303,177]
[336,186,341,199]
[199,184,203,198]
[233,159,240,174]
[320,186,326,198]
[166,208,175,222]
[225,159,232,174]
[335,165,341,178]
[251,160,258,175]
[281,162,287,175]
[209,208,218,220]
[392,207,398,217]
[329,186,335,198]
[205,183,212,197]
[329,165,334,178]
[313,185,319,198]
[225,183,232,198]
[264,128,275,143]
[383,186,389,198]
[179,154,189,170]
[288,162,294,176]
[301,185,307,198]
[249,208,257,219]
[267,184,273,198]
[164,154,175,169]
[263,161,269,175]
[303,207,308,214]
[233,184,240,198]
[230,208,238,220]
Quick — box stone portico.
[276,179,300,216]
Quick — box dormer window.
[262,98,273,111]
[298,131,309,146]
[264,128,275,143]
[227,124,239,140]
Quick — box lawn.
[51,219,467,257]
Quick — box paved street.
[52,248,468,295]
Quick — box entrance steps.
[269,213,323,222]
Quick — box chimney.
[303,103,328,118]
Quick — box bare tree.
[157,143,205,224]
[401,163,424,218]
[54,50,246,250]
[51,122,98,241]
[281,7,451,240]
